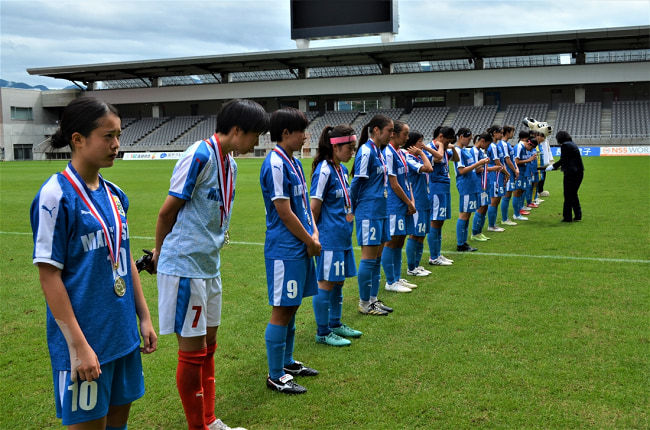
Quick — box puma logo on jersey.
[41,205,56,218]
[81,209,93,215]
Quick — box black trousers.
[563,171,583,221]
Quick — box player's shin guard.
[406,238,417,271]
[329,283,343,328]
[381,247,396,284]
[313,288,332,336]
[472,212,485,235]
[429,228,441,259]
[177,348,207,430]
[265,323,288,380]
[284,315,296,367]
[357,259,374,301]
[456,218,465,246]
[487,205,497,227]
[370,257,382,298]
[501,196,510,221]
[202,343,217,426]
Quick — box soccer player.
[310,124,362,347]
[260,107,321,394]
[486,125,509,233]
[154,99,268,429]
[350,114,394,316]
[498,125,520,226]
[404,131,433,276]
[454,128,489,247]
[425,126,461,261]
[382,120,418,292]
[31,97,157,429]
[470,133,495,241]
[513,133,538,221]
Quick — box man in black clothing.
[546,131,584,222]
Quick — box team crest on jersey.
[112,195,126,217]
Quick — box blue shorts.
[478,190,490,207]
[490,180,505,198]
[411,209,430,237]
[506,176,516,192]
[355,218,390,246]
[387,213,415,237]
[532,171,540,182]
[431,193,451,221]
[266,257,318,306]
[53,347,144,426]
[458,193,478,213]
[515,175,527,190]
[316,249,357,282]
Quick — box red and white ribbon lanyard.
[389,144,410,190]
[369,139,388,188]
[479,149,488,190]
[273,146,311,224]
[62,163,122,271]
[204,134,234,228]
[332,162,352,210]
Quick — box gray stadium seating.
[611,101,650,138]
[404,107,450,139]
[555,102,602,138]
[501,104,549,137]
[450,106,498,136]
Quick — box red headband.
[330,135,357,145]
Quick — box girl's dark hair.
[529,138,538,147]
[312,124,355,171]
[50,97,119,151]
[456,127,472,138]
[503,125,515,135]
[358,114,392,145]
[478,132,492,144]
[433,126,442,140]
[393,120,407,135]
[556,130,572,144]
[216,99,269,135]
[269,107,308,142]
[404,130,423,149]
[488,125,503,140]
[518,130,530,140]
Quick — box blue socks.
[501,196,511,221]
[472,212,485,235]
[329,284,343,328]
[428,227,441,259]
[284,315,296,368]
[488,205,498,227]
[312,288,331,336]
[370,257,382,298]
[357,259,374,301]
[381,247,396,284]
[265,323,288,380]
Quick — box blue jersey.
[487,142,504,185]
[158,136,235,278]
[425,141,452,194]
[350,139,388,219]
[31,164,140,371]
[310,160,353,251]
[527,147,538,177]
[454,147,480,195]
[260,145,313,260]
[514,141,529,175]
[499,139,516,175]
[405,153,430,210]
[384,144,411,216]
[471,147,489,191]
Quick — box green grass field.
[1,156,648,429]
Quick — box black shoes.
[283,360,320,377]
[457,243,478,252]
[266,374,307,394]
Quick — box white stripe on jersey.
[58,371,67,409]
[34,176,64,269]
[272,260,285,306]
[270,152,290,201]
[311,162,331,201]
[355,145,372,178]
[322,250,333,280]
[360,219,371,244]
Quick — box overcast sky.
[1,0,648,89]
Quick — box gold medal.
[346,213,354,223]
[384,189,388,198]
[224,230,230,245]
[114,276,126,297]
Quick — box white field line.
[6,231,649,265]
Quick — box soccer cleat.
[439,255,454,263]
[208,419,247,430]
[385,281,412,293]
[519,209,531,215]
[471,234,488,242]
[331,323,362,338]
[315,332,351,347]
[457,243,478,252]
[283,360,319,377]
[374,300,393,313]
[534,198,544,204]
[358,302,389,316]
[428,256,452,266]
[479,233,491,240]
[512,215,528,221]
[501,219,517,226]
[487,226,505,232]
[266,374,307,394]
[399,278,417,289]
[539,191,550,197]
[415,266,432,275]
[528,203,539,208]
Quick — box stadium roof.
[28,26,649,86]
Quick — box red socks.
[202,343,217,426]
[177,348,207,430]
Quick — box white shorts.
[157,273,222,337]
